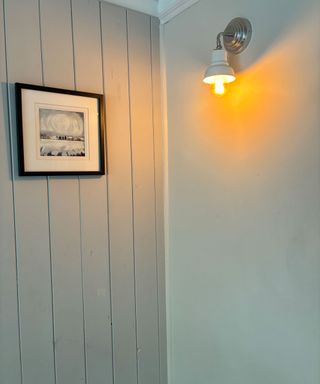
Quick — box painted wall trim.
[101,0,200,23]
[100,0,158,16]
[159,21,171,384]
[159,0,199,24]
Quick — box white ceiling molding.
[101,0,158,17]
[158,0,199,24]
[101,0,199,23]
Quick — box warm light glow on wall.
[198,26,308,158]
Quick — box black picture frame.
[15,83,106,176]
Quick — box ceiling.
[102,0,199,23]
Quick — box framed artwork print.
[15,83,105,176]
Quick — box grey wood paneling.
[4,0,55,383]
[0,0,21,382]
[0,1,166,384]
[40,1,85,383]
[100,3,138,384]
[72,0,103,92]
[72,0,113,383]
[48,178,85,384]
[127,10,160,384]
[40,0,74,88]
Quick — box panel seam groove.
[149,15,162,384]
[46,180,57,384]
[126,9,140,384]
[38,0,45,85]
[38,0,57,382]
[70,0,77,91]
[99,2,116,383]
[70,0,88,382]
[3,0,23,382]
[78,178,88,384]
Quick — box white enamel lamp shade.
[203,48,235,85]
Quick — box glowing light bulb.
[214,79,225,95]
[203,49,236,96]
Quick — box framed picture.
[15,83,105,176]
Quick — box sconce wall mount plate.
[223,17,252,54]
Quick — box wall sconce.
[203,17,252,95]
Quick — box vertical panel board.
[127,10,160,384]
[40,0,74,88]
[39,1,85,383]
[4,0,55,383]
[101,3,137,384]
[72,1,113,383]
[0,0,21,382]
[47,178,84,384]
[151,16,167,384]
[71,0,103,92]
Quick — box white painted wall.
[163,0,320,383]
